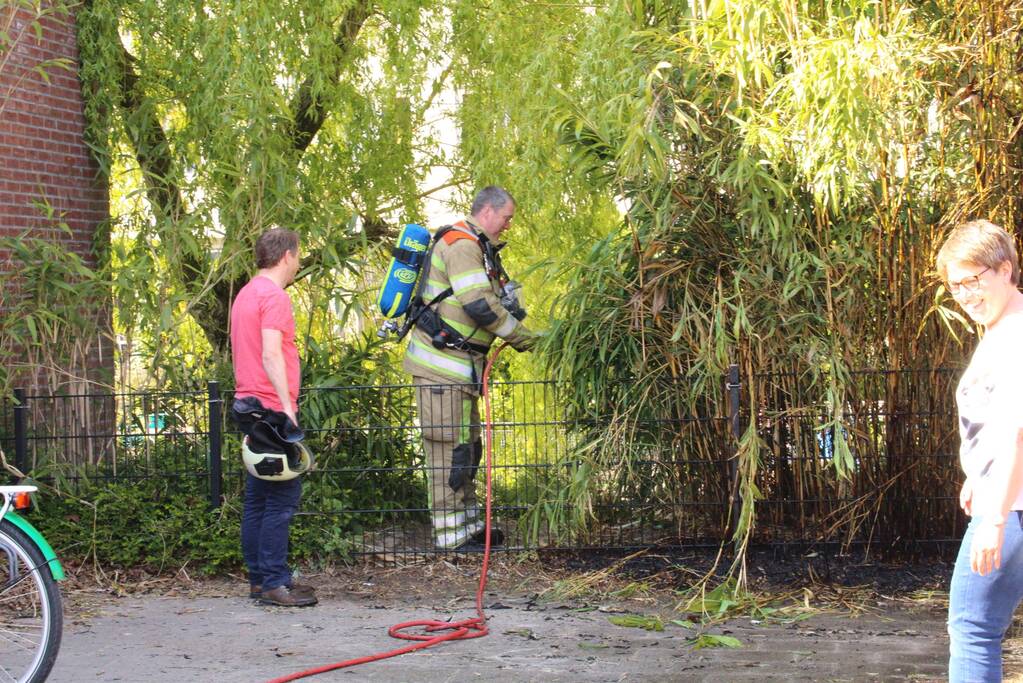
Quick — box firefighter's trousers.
[412,376,484,549]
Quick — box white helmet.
[241,436,314,481]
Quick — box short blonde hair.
[936,219,1019,286]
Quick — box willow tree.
[72,0,621,388]
[514,0,1023,565]
[75,0,401,380]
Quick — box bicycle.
[0,485,64,682]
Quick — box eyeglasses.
[946,266,991,296]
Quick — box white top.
[956,312,1023,513]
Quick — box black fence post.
[726,365,743,542]
[13,388,27,477]
[208,381,223,508]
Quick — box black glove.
[449,442,473,492]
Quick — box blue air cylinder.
[377,223,431,318]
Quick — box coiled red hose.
[265,342,509,683]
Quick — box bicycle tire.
[0,518,63,683]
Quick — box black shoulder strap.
[402,226,454,330]
[433,224,456,240]
[392,246,425,268]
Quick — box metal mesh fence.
[2,367,964,556]
[751,368,961,550]
[4,387,212,490]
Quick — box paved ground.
[49,594,950,682]
[46,559,955,683]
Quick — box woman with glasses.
[936,219,1023,682]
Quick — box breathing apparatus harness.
[384,222,526,355]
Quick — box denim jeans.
[241,473,302,590]
[948,512,1023,682]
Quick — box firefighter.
[403,186,536,550]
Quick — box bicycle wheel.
[0,519,63,683]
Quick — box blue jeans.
[948,513,1023,682]
[241,473,302,590]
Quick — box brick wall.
[0,3,112,390]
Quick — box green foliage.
[527,0,1018,571]
[298,332,428,523]
[27,466,374,574]
[75,0,466,377]
[59,0,618,566]
[68,0,616,391]
[689,633,742,649]
[608,613,665,631]
[678,578,746,620]
[30,476,242,574]
[0,222,111,394]
[673,575,808,649]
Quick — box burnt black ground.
[545,545,954,595]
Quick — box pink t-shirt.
[230,275,300,413]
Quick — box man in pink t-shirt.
[229,228,315,607]
[231,256,301,423]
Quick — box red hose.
[265,342,509,683]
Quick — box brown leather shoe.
[250,582,315,599]
[258,585,317,607]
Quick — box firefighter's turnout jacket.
[402,217,534,387]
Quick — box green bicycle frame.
[3,510,65,581]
